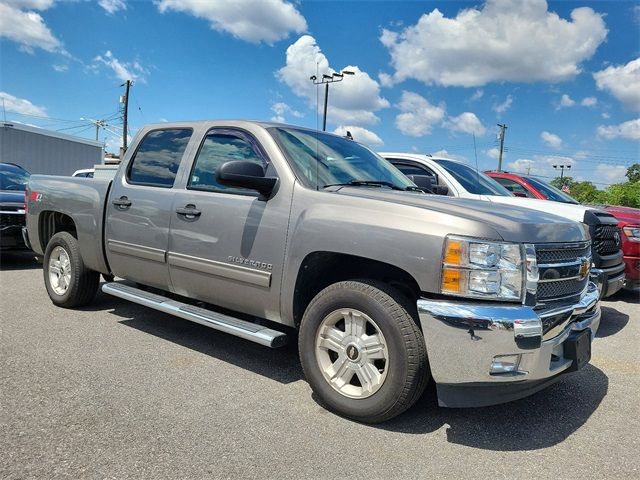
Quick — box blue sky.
[1,0,638,187]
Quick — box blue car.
[0,163,30,250]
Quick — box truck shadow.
[596,306,629,338]
[87,290,304,385]
[607,289,639,304]
[88,289,608,450]
[377,364,608,450]
[0,251,41,270]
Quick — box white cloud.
[541,131,563,148]
[597,118,640,141]
[470,89,484,101]
[581,96,597,107]
[506,155,575,176]
[593,58,640,111]
[445,112,486,136]
[52,63,68,72]
[277,35,389,126]
[431,149,467,162]
[99,0,126,14]
[156,0,307,45]
[594,164,628,184]
[270,102,303,123]
[558,93,576,109]
[601,112,610,119]
[93,50,148,83]
[380,0,607,87]
[333,126,384,147]
[492,95,513,114]
[378,72,394,88]
[394,91,445,137]
[0,1,63,53]
[486,147,500,160]
[0,91,47,117]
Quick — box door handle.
[176,204,201,219]
[112,196,132,209]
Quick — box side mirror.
[513,191,527,198]
[432,185,449,195]
[407,174,436,193]
[217,160,277,197]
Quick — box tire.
[43,232,99,308]
[299,280,430,423]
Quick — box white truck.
[380,153,625,299]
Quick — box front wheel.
[43,232,99,308]
[299,280,429,423]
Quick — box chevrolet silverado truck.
[26,121,600,423]
[381,153,626,299]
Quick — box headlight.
[623,226,640,242]
[441,236,536,301]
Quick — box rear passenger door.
[106,128,194,290]
[167,128,291,321]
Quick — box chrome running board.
[102,282,287,348]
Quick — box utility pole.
[497,123,507,172]
[80,117,106,141]
[121,80,131,154]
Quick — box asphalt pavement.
[1,251,638,479]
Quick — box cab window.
[127,129,193,187]
[188,131,266,195]
[493,177,535,197]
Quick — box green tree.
[626,163,640,183]
[602,181,640,208]
[568,181,605,204]
[550,176,573,189]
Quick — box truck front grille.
[593,224,621,256]
[535,242,591,304]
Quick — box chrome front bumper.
[417,282,601,407]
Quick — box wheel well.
[39,211,77,251]
[292,252,421,326]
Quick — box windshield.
[434,159,513,196]
[0,165,30,191]
[524,176,579,204]
[269,127,415,191]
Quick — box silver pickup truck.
[25,121,600,423]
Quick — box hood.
[484,195,594,223]
[602,205,640,225]
[0,190,26,206]
[333,187,588,244]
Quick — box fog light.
[490,354,521,374]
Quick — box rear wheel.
[299,280,429,423]
[43,232,99,308]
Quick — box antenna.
[473,133,480,190]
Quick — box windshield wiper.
[323,180,408,191]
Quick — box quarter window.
[127,129,192,187]
[188,132,266,195]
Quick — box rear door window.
[494,177,535,197]
[127,129,193,187]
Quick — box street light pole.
[310,70,355,131]
[553,164,571,179]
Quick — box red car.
[599,205,640,292]
[486,171,579,203]
[486,171,639,292]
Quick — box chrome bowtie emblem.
[578,257,590,281]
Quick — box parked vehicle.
[381,153,625,299]
[72,168,94,178]
[0,163,29,250]
[596,205,640,292]
[26,121,600,422]
[485,170,579,203]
